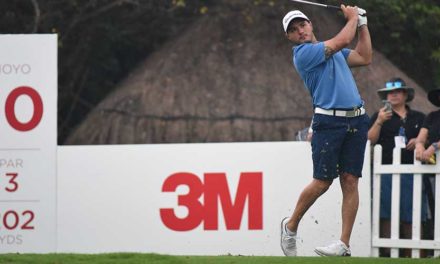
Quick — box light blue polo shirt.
[293,42,363,109]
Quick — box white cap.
[282,10,310,32]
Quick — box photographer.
[368,77,428,257]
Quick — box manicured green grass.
[0,253,438,264]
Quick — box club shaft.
[289,0,341,10]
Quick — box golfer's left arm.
[347,26,372,67]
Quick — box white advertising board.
[0,35,57,252]
[57,142,371,256]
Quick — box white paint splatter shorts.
[311,113,369,180]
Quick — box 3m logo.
[160,172,263,231]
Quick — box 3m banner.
[57,142,371,256]
[0,35,57,252]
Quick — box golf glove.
[357,7,367,27]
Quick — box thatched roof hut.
[66,1,435,144]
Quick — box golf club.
[289,0,341,10]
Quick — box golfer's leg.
[287,179,332,232]
[338,114,368,246]
[339,172,359,246]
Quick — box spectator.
[415,88,440,256]
[415,88,440,163]
[368,77,428,257]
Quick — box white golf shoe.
[280,217,298,256]
[314,240,351,256]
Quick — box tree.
[0,0,209,143]
[1,0,439,143]
[332,0,440,90]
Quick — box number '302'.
[0,210,35,230]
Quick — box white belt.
[314,107,365,117]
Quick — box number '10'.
[5,86,43,131]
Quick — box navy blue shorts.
[311,113,369,180]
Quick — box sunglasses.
[386,81,403,88]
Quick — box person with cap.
[368,77,428,257]
[280,5,371,257]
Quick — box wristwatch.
[432,142,439,151]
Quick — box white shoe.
[314,240,351,256]
[280,217,297,256]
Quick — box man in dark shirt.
[368,77,427,257]
[416,88,440,160]
[415,88,440,254]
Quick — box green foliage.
[1,0,439,143]
[0,0,211,143]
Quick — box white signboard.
[57,142,371,256]
[0,35,57,252]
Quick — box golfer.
[280,5,372,257]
